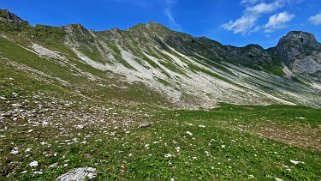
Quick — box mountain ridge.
[1,9,321,108]
[3,8,318,50]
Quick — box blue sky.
[1,0,321,48]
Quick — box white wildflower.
[186,131,193,136]
[175,146,181,152]
[290,160,303,165]
[164,153,173,158]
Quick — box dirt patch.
[254,124,321,153]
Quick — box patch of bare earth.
[254,124,321,153]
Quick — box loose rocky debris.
[56,167,97,181]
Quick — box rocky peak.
[0,9,29,25]
[64,24,87,33]
[277,31,320,48]
[276,31,321,74]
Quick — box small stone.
[49,163,58,169]
[186,131,193,136]
[75,125,84,129]
[12,103,21,108]
[138,123,151,128]
[10,148,19,155]
[29,161,39,167]
[33,171,43,175]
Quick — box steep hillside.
[1,9,321,108]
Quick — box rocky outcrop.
[276,31,321,74]
[0,9,29,25]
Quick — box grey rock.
[0,9,29,25]
[277,31,321,74]
[138,123,151,128]
[56,167,97,181]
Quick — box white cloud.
[246,1,283,14]
[222,15,259,35]
[309,13,321,25]
[222,0,285,35]
[264,11,295,32]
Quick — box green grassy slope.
[0,35,170,106]
[0,103,320,180]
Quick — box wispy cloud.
[309,12,321,25]
[164,8,181,30]
[163,0,182,30]
[264,11,295,32]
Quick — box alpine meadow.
[0,5,321,181]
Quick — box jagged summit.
[0,9,28,25]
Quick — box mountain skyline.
[1,8,321,108]
[1,0,321,48]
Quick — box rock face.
[276,31,321,74]
[56,167,97,181]
[0,9,29,25]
